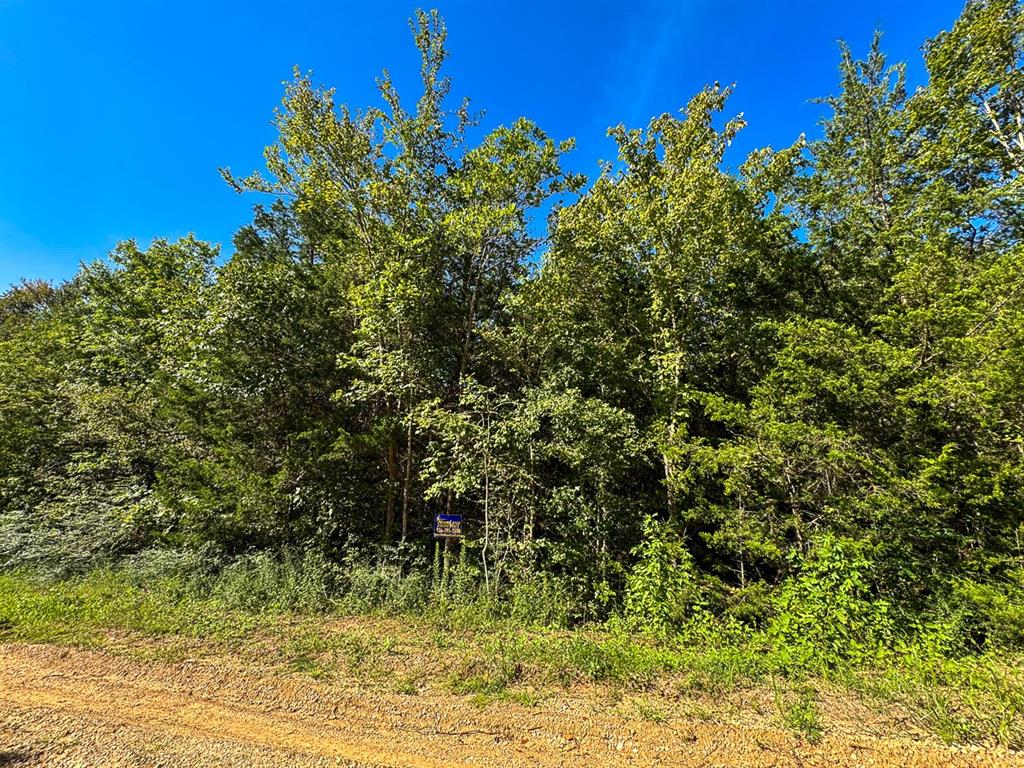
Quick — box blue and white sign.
[433,513,463,538]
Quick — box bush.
[329,541,434,614]
[0,480,158,578]
[428,541,484,610]
[507,572,572,629]
[947,572,1024,651]
[341,561,429,614]
[120,546,218,587]
[623,517,701,635]
[770,535,895,668]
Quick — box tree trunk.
[481,410,491,593]
[401,417,413,540]
[385,435,397,541]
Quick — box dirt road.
[0,643,1019,767]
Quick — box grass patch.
[774,680,823,744]
[281,630,336,680]
[393,673,422,695]
[840,653,1024,750]
[0,570,262,647]
[447,655,522,696]
[633,698,668,723]
[1,569,1022,749]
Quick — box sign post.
[433,514,463,580]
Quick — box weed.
[394,674,421,695]
[505,688,541,707]
[288,653,333,679]
[678,701,716,722]
[634,699,668,723]
[774,680,823,744]
[447,656,522,696]
[281,630,334,679]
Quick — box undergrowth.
[0,552,1022,750]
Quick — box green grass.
[0,570,264,647]
[633,698,668,723]
[838,653,1024,750]
[446,655,523,695]
[774,680,823,743]
[1,569,1022,749]
[281,630,336,679]
[393,673,422,695]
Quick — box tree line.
[2,1,1022,645]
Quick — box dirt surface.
[1,643,1021,767]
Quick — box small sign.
[433,513,463,538]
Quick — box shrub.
[506,572,572,629]
[332,542,432,614]
[0,480,157,578]
[623,517,701,634]
[770,535,895,668]
[948,572,1024,651]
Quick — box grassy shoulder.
[1,568,1022,751]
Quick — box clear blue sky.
[1,0,966,289]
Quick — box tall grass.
[0,547,1022,749]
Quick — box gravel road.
[0,643,1019,767]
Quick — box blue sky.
[1,0,966,289]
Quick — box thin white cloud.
[600,0,702,129]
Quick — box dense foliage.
[2,2,1023,654]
